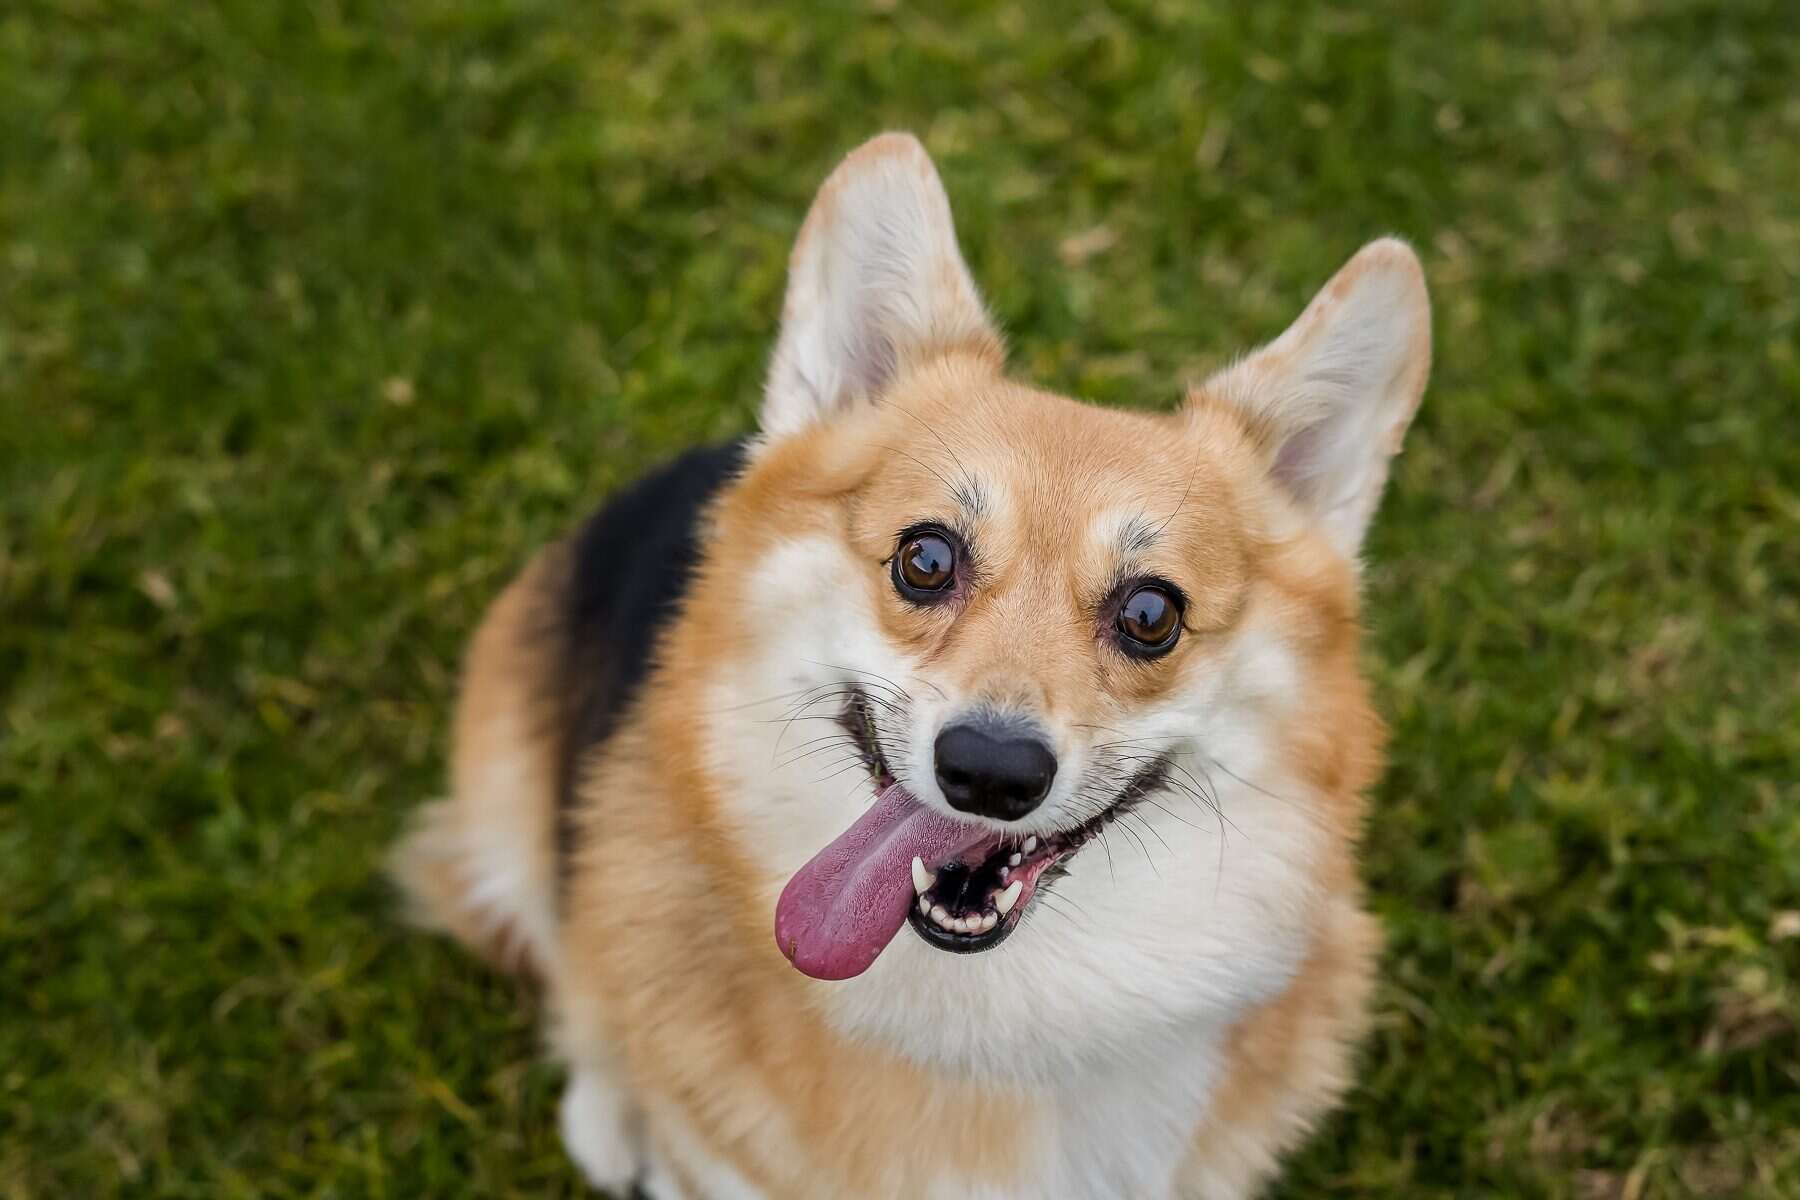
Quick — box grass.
[2,0,1796,1195]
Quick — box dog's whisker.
[774,741,864,773]
[1196,752,1298,808]
[1108,816,1158,877]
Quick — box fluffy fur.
[393,132,1430,1199]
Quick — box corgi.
[393,132,1430,1199]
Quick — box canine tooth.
[996,880,1023,916]
[1023,836,1038,855]
[911,856,935,895]
[1009,853,1022,867]
[980,912,998,932]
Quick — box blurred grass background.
[3,1,1797,1196]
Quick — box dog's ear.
[760,133,1003,438]
[1197,238,1431,561]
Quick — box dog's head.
[688,134,1428,1070]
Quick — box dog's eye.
[1116,585,1181,655]
[893,529,957,600]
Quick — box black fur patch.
[554,440,747,878]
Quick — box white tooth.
[920,896,931,915]
[911,856,935,895]
[999,867,1010,882]
[931,905,950,926]
[980,912,998,932]
[996,880,1023,915]
[1023,837,1038,854]
[1009,853,1022,867]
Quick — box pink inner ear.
[1270,418,1328,501]
[759,134,1004,440]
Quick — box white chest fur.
[1010,1025,1227,1199]
[636,1025,1226,1200]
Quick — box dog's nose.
[933,720,1057,822]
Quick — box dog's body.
[395,134,1430,1199]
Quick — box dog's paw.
[560,1070,639,1194]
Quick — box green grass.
[3,0,1796,1196]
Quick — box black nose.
[933,720,1057,822]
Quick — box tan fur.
[391,544,566,977]
[403,366,1394,1197]
[1177,902,1381,1196]
[791,359,1261,736]
[552,359,1388,1194]
[1173,475,1389,1194]
[395,133,1428,1198]
[565,717,1031,1198]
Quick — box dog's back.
[393,441,745,977]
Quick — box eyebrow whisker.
[892,405,986,518]
[1150,439,1204,540]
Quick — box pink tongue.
[774,784,987,980]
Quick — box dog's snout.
[933,719,1057,822]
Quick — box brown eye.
[893,529,957,600]
[1116,585,1181,654]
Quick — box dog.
[393,132,1431,1198]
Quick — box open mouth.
[772,688,1168,979]
[905,829,1067,953]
